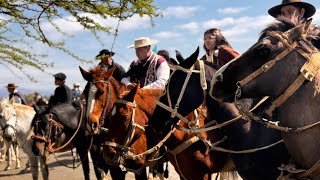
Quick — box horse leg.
[90,145,110,180]
[109,166,126,180]
[5,141,12,170]
[148,166,154,180]
[40,155,49,180]
[134,167,148,180]
[15,142,20,169]
[29,155,40,180]
[76,145,90,180]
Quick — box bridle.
[230,23,320,118]
[104,99,145,161]
[0,105,18,140]
[32,103,84,153]
[87,79,112,132]
[156,60,207,127]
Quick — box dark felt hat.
[5,83,18,89]
[96,49,115,58]
[53,72,66,80]
[268,0,316,18]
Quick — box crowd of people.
[1,0,319,172]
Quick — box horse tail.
[219,171,240,180]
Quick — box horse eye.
[255,45,270,57]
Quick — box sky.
[0,0,320,96]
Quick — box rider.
[96,49,126,82]
[5,83,27,105]
[121,37,170,89]
[200,28,239,67]
[268,0,320,49]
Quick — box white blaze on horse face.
[111,106,116,116]
[86,83,98,120]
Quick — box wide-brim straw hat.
[5,83,18,89]
[268,0,316,18]
[128,37,158,48]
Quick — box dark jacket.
[49,84,73,106]
[98,62,126,82]
[9,92,27,105]
[200,46,239,67]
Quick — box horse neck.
[14,105,35,142]
[279,81,320,126]
[135,89,163,119]
[109,77,127,106]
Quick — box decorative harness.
[104,99,164,174]
[210,21,320,178]
[32,103,84,153]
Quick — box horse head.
[210,18,319,102]
[80,66,126,134]
[103,84,163,170]
[149,47,219,134]
[0,98,17,141]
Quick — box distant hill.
[0,88,53,99]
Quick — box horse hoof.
[16,165,20,169]
[5,166,11,171]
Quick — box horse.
[148,48,290,180]
[0,98,47,180]
[105,83,240,180]
[210,17,320,179]
[32,101,120,180]
[81,66,170,180]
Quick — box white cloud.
[41,16,84,36]
[218,7,249,15]
[313,8,320,25]
[201,15,273,37]
[178,22,200,33]
[154,31,181,39]
[118,15,152,31]
[163,6,200,18]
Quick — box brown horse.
[81,66,165,179]
[211,17,320,179]
[104,84,236,180]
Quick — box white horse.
[0,128,20,170]
[0,98,48,180]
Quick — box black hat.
[5,83,18,89]
[268,0,316,19]
[96,49,115,58]
[53,73,66,80]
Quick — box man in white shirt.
[121,37,170,89]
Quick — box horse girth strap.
[265,52,320,116]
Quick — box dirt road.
[0,149,241,180]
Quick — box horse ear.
[79,66,92,82]
[303,18,312,35]
[126,83,139,102]
[105,67,116,79]
[175,50,184,63]
[179,47,199,69]
[288,23,306,41]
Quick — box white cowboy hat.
[128,37,158,48]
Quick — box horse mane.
[259,16,320,42]
[89,66,105,79]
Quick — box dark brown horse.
[149,48,290,180]
[210,17,320,179]
[105,84,237,180]
[80,66,163,179]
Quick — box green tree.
[0,0,160,80]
